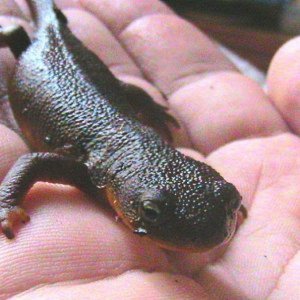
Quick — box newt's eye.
[140,200,161,223]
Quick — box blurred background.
[162,0,299,72]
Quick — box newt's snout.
[214,182,242,212]
[119,153,244,252]
[206,182,243,245]
[146,182,242,252]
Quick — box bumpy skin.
[0,0,243,251]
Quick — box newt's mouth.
[221,213,239,246]
[151,206,247,253]
[106,185,247,253]
[221,205,247,246]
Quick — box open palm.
[0,0,299,299]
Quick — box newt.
[0,0,246,251]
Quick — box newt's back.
[9,5,138,154]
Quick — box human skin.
[0,0,299,299]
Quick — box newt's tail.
[25,0,56,27]
[0,0,66,58]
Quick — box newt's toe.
[1,219,15,239]
[15,207,30,224]
[0,207,30,239]
[239,204,248,219]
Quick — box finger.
[12,271,207,300]
[0,0,27,19]
[78,0,174,35]
[171,134,300,299]
[169,72,287,153]
[79,0,288,154]
[64,8,142,78]
[267,36,300,134]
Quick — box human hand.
[0,0,299,299]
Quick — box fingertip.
[170,71,287,154]
[177,147,205,162]
[80,0,173,35]
[267,36,300,133]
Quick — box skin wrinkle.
[206,134,296,202]
[117,13,170,75]
[0,232,170,298]
[168,69,233,99]
[79,0,174,35]
[11,270,209,300]
[13,274,122,298]
[246,158,263,213]
[8,270,143,299]
[268,250,300,299]
[267,250,300,298]
[205,263,250,300]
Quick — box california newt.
[0,0,245,251]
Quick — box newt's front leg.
[0,25,31,58]
[0,152,94,239]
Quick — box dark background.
[163,0,288,29]
[162,0,294,70]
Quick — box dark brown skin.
[0,0,245,251]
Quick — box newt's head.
[109,151,243,252]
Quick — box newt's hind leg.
[0,25,31,58]
[0,152,95,239]
[122,83,180,142]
